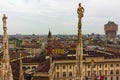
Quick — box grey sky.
[0,0,120,35]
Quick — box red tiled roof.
[35,59,50,72]
[21,45,40,48]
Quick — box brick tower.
[46,29,53,80]
[104,21,118,40]
[47,29,52,56]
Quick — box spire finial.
[48,28,52,38]
[2,14,8,27]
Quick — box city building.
[46,30,65,55]
[104,44,120,53]
[32,50,120,80]
[1,2,120,80]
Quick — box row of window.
[57,72,72,77]
[56,64,119,70]
[56,71,119,80]
[87,70,119,76]
[57,65,72,70]
[87,64,119,68]
[105,76,119,80]
[23,66,37,70]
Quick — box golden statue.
[77,3,84,29]
[2,14,7,27]
[77,3,84,19]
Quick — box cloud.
[0,0,120,34]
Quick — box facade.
[33,50,120,80]
[23,63,39,74]
[104,44,120,53]
[53,57,120,80]
[51,40,64,55]
[21,45,41,56]
[104,21,118,40]
[46,30,65,55]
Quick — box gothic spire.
[76,3,84,80]
[19,52,24,80]
[0,14,13,80]
[48,28,52,38]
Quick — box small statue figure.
[77,3,85,19]
[2,14,8,27]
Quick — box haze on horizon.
[0,0,120,35]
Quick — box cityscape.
[0,1,120,80]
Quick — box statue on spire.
[77,3,84,19]
[77,3,85,29]
[76,3,84,80]
[2,14,7,27]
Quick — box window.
[32,66,36,69]
[88,71,90,76]
[63,66,65,69]
[23,67,26,70]
[57,66,59,70]
[116,70,119,74]
[57,72,59,77]
[110,70,113,75]
[105,64,107,67]
[116,64,119,67]
[110,64,113,67]
[94,71,96,75]
[27,67,30,69]
[99,70,102,75]
[105,70,107,75]
[69,72,72,77]
[88,65,90,68]
[63,72,66,77]
[105,77,107,80]
[99,64,101,68]
[69,66,72,69]
[116,76,119,80]
[111,77,113,80]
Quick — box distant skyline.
[0,0,120,35]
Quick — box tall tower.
[0,14,13,80]
[104,21,118,40]
[47,29,53,80]
[76,3,84,80]
[47,29,52,56]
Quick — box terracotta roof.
[35,59,50,72]
[11,61,32,80]
[21,45,40,48]
[35,50,120,73]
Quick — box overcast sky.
[0,0,120,35]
